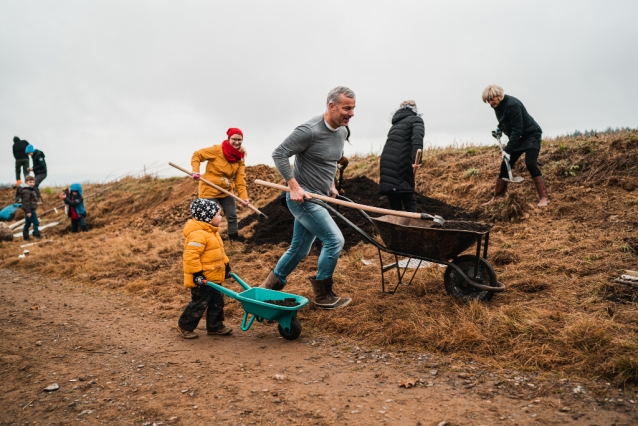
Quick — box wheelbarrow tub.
[370,215,493,261]
[231,287,309,322]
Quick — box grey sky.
[1,0,637,186]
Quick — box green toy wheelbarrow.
[205,272,309,340]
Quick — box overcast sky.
[1,0,637,186]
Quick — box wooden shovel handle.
[254,179,439,221]
[413,149,422,176]
[169,162,267,219]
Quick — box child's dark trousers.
[71,217,89,232]
[178,285,225,332]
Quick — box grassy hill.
[1,130,637,384]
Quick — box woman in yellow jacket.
[177,199,232,339]
[191,128,250,241]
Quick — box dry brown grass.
[1,130,637,384]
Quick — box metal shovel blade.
[503,176,524,183]
[420,213,445,226]
[433,215,445,226]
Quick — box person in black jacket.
[378,100,424,212]
[482,85,549,207]
[25,144,47,202]
[12,136,29,202]
[12,136,29,183]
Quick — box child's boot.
[207,326,233,335]
[176,327,198,339]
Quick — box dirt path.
[1,268,635,426]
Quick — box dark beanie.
[190,198,221,223]
[13,136,20,143]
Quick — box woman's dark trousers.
[499,148,542,178]
[387,193,417,212]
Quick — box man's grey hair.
[326,86,356,106]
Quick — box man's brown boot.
[533,176,549,207]
[482,177,508,206]
[309,276,351,309]
[259,271,285,290]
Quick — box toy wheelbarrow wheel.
[278,317,302,340]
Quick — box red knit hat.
[227,128,243,138]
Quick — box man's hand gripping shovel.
[492,129,524,184]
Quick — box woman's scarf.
[221,140,245,163]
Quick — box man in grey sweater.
[260,86,355,309]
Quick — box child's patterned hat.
[190,198,221,223]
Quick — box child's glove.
[225,263,231,279]
[193,271,207,287]
[192,173,201,180]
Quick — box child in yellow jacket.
[177,199,233,339]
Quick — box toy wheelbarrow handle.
[204,274,260,331]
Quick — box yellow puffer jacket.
[191,144,248,200]
[182,219,229,288]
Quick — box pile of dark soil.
[127,197,194,230]
[239,176,480,249]
[264,297,300,307]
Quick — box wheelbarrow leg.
[483,232,490,260]
[474,236,483,281]
[377,248,386,293]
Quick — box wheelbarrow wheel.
[278,317,302,341]
[444,255,501,302]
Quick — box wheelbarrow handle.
[229,272,252,290]
[255,179,445,224]
[204,272,252,295]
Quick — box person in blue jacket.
[25,144,47,202]
[60,183,88,232]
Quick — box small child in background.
[18,176,41,240]
[177,198,233,339]
[59,183,88,232]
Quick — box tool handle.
[255,179,441,222]
[413,149,422,176]
[169,162,267,219]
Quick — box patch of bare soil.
[1,269,636,425]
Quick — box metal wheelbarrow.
[205,273,309,340]
[308,197,505,302]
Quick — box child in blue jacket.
[60,183,88,232]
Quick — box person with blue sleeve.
[25,144,47,203]
[60,183,88,232]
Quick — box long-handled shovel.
[413,149,422,177]
[492,130,524,183]
[255,179,445,226]
[169,162,268,220]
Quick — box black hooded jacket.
[32,150,47,175]
[13,138,29,160]
[494,95,542,153]
[379,107,424,195]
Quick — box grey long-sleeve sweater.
[272,116,346,196]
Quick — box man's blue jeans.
[273,194,344,283]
